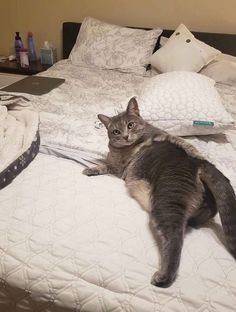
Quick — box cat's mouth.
[117,141,133,146]
[111,139,137,148]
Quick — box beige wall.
[1,0,236,60]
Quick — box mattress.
[0,142,236,312]
[0,61,236,311]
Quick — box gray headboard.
[62,22,236,59]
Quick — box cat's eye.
[112,129,120,135]
[127,122,135,129]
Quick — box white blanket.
[0,94,39,172]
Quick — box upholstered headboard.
[62,22,236,59]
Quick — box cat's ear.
[127,97,140,116]
[98,114,111,129]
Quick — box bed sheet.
[1,60,235,163]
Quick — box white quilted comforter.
[0,61,236,311]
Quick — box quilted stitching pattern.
[0,144,236,311]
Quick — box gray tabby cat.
[83,97,236,288]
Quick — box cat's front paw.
[82,167,100,176]
[151,271,175,288]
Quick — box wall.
[0,0,236,60]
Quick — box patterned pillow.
[137,71,234,136]
[69,17,162,75]
[150,24,221,73]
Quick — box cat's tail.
[200,161,236,259]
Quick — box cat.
[83,97,236,288]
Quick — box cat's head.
[98,97,146,148]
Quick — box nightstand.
[0,60,52,75]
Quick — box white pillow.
[70,17,162,75]
[217,53,236,63]
[150,24,221,73]
[137,71,234,136]
[159,36,169,47]
[200,60,236,85]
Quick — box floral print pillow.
[69,17,162,75]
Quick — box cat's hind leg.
[150,209,185,288]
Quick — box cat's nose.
[123,135,129,141]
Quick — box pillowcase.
[159,36,169,47]
[69,17,162,75]
[158,35,236,85]
[217,53,236,63]
[200,60,236,85]
[149,24,221,73]
[137,71,234,136]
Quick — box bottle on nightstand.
[19,48,29,68]
[40,41,57,65]
[27,32,37,62]
[15,32,23,63]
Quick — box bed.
[0,17,236,312]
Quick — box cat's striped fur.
[83,97,236,288]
